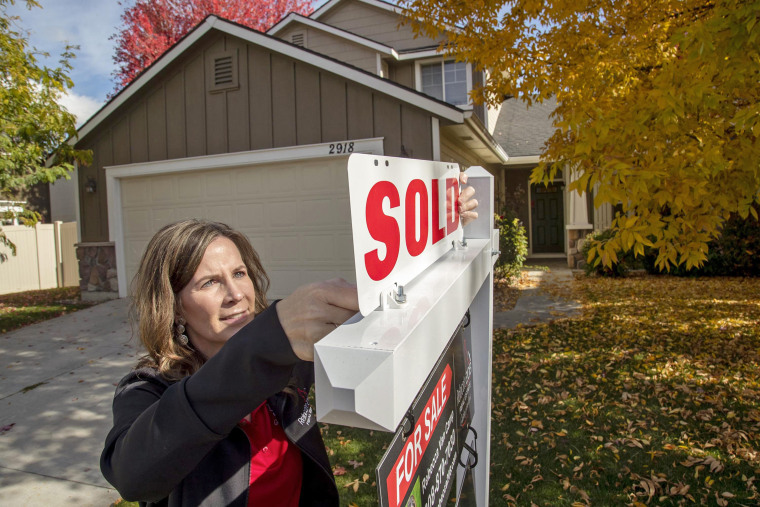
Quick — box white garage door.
[119,156,354,300]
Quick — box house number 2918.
[329,142,354,154]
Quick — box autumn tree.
[0,0,91,257]
[112,0,314,89]
[401,0,760,271]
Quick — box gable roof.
[73,15,465,145]
[310,0,402,20]
[492,97,557,160]
[267,12,399,58]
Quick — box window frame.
[414,58,473,109]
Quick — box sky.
[6,0,331,128]
[6,0,124,126]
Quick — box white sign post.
[314,154,495,506]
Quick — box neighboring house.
[71,0,508,300]
[492,97,613,267]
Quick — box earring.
[176,318,189,346]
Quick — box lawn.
[0,286,95,334]
[112,274,760,506]
[490,275,760,506]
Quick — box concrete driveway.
[0,298,137,506]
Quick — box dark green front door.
[531,183,564,253]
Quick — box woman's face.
[177,237,257,359]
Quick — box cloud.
[6,0,123,102]
[59,91,103,127]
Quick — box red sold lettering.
[365,181,400,281]
[405,179,428,257]
[364,177,459,281]
[446,177,459,235]
[431,179,446,244]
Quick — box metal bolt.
[393,284,407,304]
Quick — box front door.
[531,183,564,253]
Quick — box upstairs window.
[420,60,469,106]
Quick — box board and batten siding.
[76,31,435,243]
[277,25,380,74]
[318,0,445,52]
[389,61,415,89]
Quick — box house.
[71,0,508,300]
[492,97,612,267]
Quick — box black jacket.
[100,304,339,506]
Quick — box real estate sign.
[347,154,463,315]
[376,321,476,507]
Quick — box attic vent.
[214,56,233,86]
[207,49,239,93]
[291,32,305,47]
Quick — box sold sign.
[348,154,462,315]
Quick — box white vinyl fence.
[0,222,79,295]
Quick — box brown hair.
[131,219,269,380]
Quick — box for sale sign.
[377,322,475,507]
[347,154,462,315]
[378,355,456,507]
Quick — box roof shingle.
[492,97,557,158]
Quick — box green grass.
[489,276,760,506]
[0,286,95,333]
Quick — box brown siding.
[271,54,297,147]
[205,38,228,155]
[319,0,445,51]
[295,64,322,145]
[129,103,149,163]
[166,71,186,159]
[227,42,250,153]
[277,24,379,74]
[112,117,130,166]
[320,74,348,141]
[147,87,167,160]
[75,30,440,242]
[389,61,414,89]
[185,54,206,157]
[401,106,432,160]
[346,83,373,140]
[249,47,273,150]
[373,94,401,156]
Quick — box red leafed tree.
[112,0,313,89]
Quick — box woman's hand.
[458,172,479,227]
[275,278,359,361]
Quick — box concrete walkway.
[0,298,137,506]
[494,259,583,329]
[0,262,581,506]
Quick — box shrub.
[581,229,639,277]
[494,210,528,280]
[643,204,760,276]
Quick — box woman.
[101,177,478,506]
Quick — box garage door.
[119,156,354,300]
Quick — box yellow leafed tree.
[401,0,760,271]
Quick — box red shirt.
[239,402,302,506]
